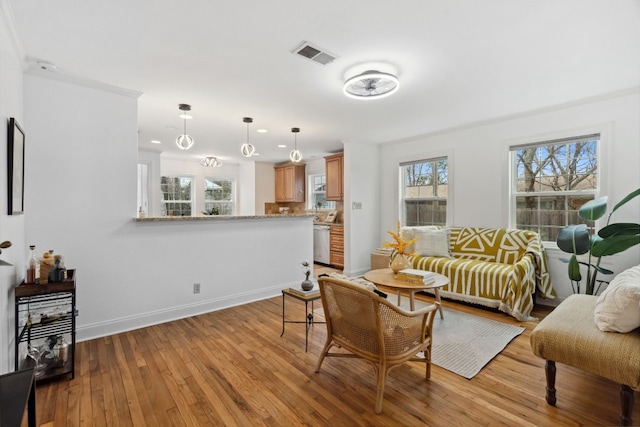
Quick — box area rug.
[430,307,525,379]
[314,300,524,379]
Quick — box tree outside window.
[512,134,599,242]
[401,158,448,226]
[161,176,192,216]
[204,177,234,215]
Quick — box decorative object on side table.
[383,221,416,273]
[300,260,314,291]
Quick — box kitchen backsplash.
[265,201,343,223]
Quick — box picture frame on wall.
[7,117,25,215]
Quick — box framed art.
[7,117,25,215]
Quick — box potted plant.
[556,187,640,294]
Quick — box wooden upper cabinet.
[325,152,344,201]
[275,163,306,202]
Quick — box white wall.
[375,90,640,304]
[24,74,314,342]
[344,142,380,276]
[0,4,24,373]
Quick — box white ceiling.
[6,0,640,165]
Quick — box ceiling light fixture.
[343,70,399,100]
[175,104,194,150]
[240,117,255,157]
[201,156,222,167]
[289,127,302,163]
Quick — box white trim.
[76,283,294,342]
[0,0,26,65]
[381,87,639,148]
[395,149,454,226]
[505,123,612,238]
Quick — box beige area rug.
[314,299,524,379]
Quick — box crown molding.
[0,0,27,65]
[25,67,142,99]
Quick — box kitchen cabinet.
[325,153,343,201]
[275,163,306,202]
[330,225,344,268]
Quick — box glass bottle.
[26,245,38,284]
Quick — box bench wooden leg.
[620,384,634,427]
[544,360,557,406]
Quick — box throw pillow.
[414,228,451,257]
[594,265,640,333]
[401,226,440,253]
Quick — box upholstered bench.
[530,294,640,426]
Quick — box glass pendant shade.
[176,103,194,150]
[289,127,302,162]
[241,117,255,157]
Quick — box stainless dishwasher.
[313,225,331,264]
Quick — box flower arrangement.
[383,221,416,256]
[301,260,311,280]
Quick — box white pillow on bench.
[594,265,640,333]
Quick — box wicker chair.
[314,276,439,414]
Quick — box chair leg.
[314,338,334,373]
[544,360,557,406]
[374,364,389,414]
[620,384,634,427]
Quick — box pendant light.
[289,127,302,163]
[201,156,222,167]
[176,104,194,150]
[240,117,255,157]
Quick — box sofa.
[398,226,555,320]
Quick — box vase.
[301,279,314,291]
[390,253,411,273]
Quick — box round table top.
[363,268,449,290]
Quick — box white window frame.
[400,157,449,227]
[160,175,194,216]
[508,125,610,245]
[204,176,236,215]
[307,173,335,210]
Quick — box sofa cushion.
[450,227,530,264]
[414,228,451,257]
[594,265,640,333]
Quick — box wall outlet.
[352,201,362,210]
[193,283,200,294]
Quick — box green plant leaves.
[567,254,582,281]
[592,234,640,257]
[578,196,608,221]
[557,224,591,255]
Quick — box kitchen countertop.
[135,214,314,222]
[313,221,343,226]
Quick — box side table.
[281,289,325,352]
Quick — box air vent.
[292,41,337,66]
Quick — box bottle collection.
[24,245,67,284]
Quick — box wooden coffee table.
[364,268,447,318]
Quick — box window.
[308,174,335,210]
[161,176,193,216]
[511,134,599,242]
[401,158,448,226]
[204,177,235,215]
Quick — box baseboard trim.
[76,282,294,342]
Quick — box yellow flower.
[382,221,416,256]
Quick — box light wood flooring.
[28,283,638,426]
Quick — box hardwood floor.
[30,291,637,426]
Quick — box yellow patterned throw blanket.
[402,227,555,321]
